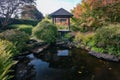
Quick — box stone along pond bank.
[56,39,120,62]
[79,44,120,62]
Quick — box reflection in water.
[27,47,120,80]
[57,50,69,56]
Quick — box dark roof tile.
[49,8,73,17]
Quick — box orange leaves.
[72,0,90,18]
[72,4,82,18]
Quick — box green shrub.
[82,33,95,45]
[74,32,84,42]
[0,40,17,80]
[91,47,104,53]
[0,29,29,52]
[0,39,18,56]
[74,32,95,46]
[64,33,71,39]
[32,20,58,43]
[9,24,33,35]
[70,25,80,32]
[57,25,69,30]
[94,24,120,55]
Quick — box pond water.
[26,47,120,80]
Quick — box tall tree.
[72,0,120,32]
[0,0,35,29]
[86,0,120,9]
[21,5,44,21]
[72,0,105,31]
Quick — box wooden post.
[55,18,56,24]
[68,18,70,30]
[52,18,54,24]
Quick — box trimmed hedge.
[0,18,39,27]
[9,24,33,35]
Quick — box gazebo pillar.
[55,17,56,23]
[52,18,54,24]
[68,18,70,30]
[52,17,57,24]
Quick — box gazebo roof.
[49,8,73,18]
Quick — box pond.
[17,47,120,80]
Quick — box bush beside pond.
[0,29,29,52]
[32,20,58,43]
[74,32,95,48]
[92,24,120,56]
[74,24,120,56]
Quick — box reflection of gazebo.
[49,8,73,30]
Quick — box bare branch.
[0,0,35,29]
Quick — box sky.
[36,0,81,16]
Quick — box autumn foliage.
[73,0,120,19]
[72,0,120,32]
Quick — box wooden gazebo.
[49,8,73,30]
